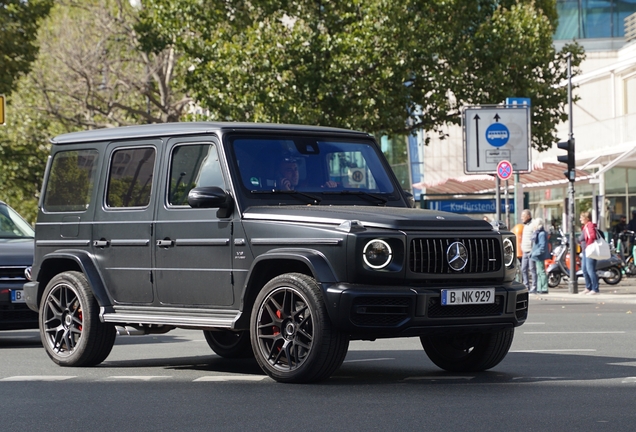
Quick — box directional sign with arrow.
[463,106,530,174]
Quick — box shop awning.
[416,162,594,196]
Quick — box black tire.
[203,330,253,358]
[420,328,514,372]
[548,271,561,288]
[39,271,116,367]
[601,266,622,285]
[250,273,349,383]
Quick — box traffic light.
[557,138,575,181]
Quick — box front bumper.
[324,281,528,338]
[0,281,38,330]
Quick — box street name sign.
[463,105,531,174]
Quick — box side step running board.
[102,309,240,329]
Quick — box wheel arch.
[235,249,338,329]
[34,250,112,311]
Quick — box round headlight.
[363,239,393,269]
[503,238,515,267]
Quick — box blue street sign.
[425,199,515,214]
[505,97,531,107]
[485,123,509,147]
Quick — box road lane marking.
[511,349,596,352]
[523,331,625,334]
[512,376,566,380]
[404,376,474,381]
[621,377,636,383]
[106,376,172,381]
[0,376,76,382]
[608,362,636,367]
[194,375,268,382]
[343,357,395,363]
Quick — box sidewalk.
[529,277,636,304]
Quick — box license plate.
[10,290,26,303]
[441,288,495,305]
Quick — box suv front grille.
[409,238,501,274]
[0,266,28,281]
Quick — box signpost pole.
[495,176,501,222]
[505,179,510,228]
[565,53,578,294]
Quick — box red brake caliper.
[272,309,282,336]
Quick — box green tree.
[0,0,53,96]
[1,0,191,219]
[29,0,191,128]
[136,0,583,151]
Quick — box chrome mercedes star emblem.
[446,242,468,271]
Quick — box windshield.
[230,135,396,200]
[0,203,35,238]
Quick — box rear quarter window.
[43,149,99,212]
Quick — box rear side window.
[43,149,99,212]
[106,147,156,208]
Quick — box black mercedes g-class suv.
[25,122,526,383]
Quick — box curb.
[528,291,636,304]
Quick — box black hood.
[0,238,34,266]
[243,206,493,231]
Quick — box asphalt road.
[2,299,635,431]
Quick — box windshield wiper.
[251,189,322,205]
[322,190,388,205]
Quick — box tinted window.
[168,144,225,206]
[231,137,394,194]
[106,147,156,208]
[43,149,98,212]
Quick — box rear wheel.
[250,273,349,383]
[39,271,116,366]
[420,328,514,372]
[548,271,561,288]
[203,330,253,358]
[601,266,622,285]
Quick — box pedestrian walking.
[579,210,599,295]
[520,209,537,293]
[530,218,550,294]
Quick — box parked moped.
[546,230,622,288]
[615,230,636,277]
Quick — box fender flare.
[235,248,341,328]
[36,250,113,310]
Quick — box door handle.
[93,240,109,248]
[156,239,174,247]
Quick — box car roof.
[50,122,371,145]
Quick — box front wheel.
[548,271,561,288]
[203,330,253,358]
[420,328,514,372]
[601,266,622,285]
[39,271,116,366]
[250,273,349,383]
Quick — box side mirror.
[187,186,233,217]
